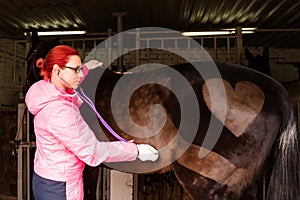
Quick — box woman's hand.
[137,144,159,161]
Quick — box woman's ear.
[52,64,60,75]
[35,58,44,68]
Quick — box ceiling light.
[222,27,257,31]
[182,31,231,36]
[182,28,256,36]
[24,30,86,36]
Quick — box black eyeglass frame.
[63,66,84,73]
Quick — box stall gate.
[0,106,18,199]
[0,40,28,106]
[0,40,29,199]
[57,28,242,72]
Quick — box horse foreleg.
[172,160,230,200]
[83,165,100,200]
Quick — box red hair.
[37,45,80,80]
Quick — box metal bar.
[25,38,30,87]
[18,142,36,147]
[236,26,243,64]
[26,109,30,200]
[17,103,26,200]
[188,38,191,61]
[60,37,107,42]
[137,36,217,41]
[135,28,140,67]
[102,168,110,200]
[96,167,102,200]
[227,37,230,61]
[161,39,165,64]
[175,38,178,63]
[3,45,6,84]
[0,85,23,89]
[107,29,112,70]
[214,37,217,61]
[298,100,300,129]
[147,40,150,64]
[113,12,127,72]
[13,42,16,85]
[82,39,86,58]
[133,174,138,200]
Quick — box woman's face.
[59,55,84,90]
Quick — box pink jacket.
[25,68,138,199]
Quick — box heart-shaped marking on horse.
[202,78,265,137]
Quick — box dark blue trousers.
[32,171,66,200]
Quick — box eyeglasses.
[63,66,84,73]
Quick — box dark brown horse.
[91,61,299,200]
[25,36,299,200]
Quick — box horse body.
[94,62,298,200]
[24,36,299,200]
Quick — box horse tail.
[267,99,299,200]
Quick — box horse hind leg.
[172,144,259,200]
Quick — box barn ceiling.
[0,0,299,48]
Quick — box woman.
[25,45,158,200]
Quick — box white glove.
[84,59,103,70]
[137,144,159,161]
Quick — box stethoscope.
[57,70,128,142]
